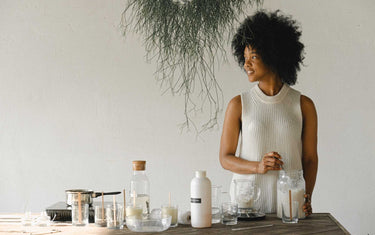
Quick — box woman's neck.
[258,78,284,96]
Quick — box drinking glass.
[71,203,89,226]
[161,204,178,227]
[125,203,143,218]
[94,205,106,227]
[211,185,222,223]
[106,204,124,229]
[221,202,238,225]
[282,201,299,224]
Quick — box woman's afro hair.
[232,10,304,85]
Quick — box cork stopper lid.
[132,160,146,171]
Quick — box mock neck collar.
[252,83,290,103]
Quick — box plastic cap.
[195,170,206,177]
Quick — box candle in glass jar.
[126,206,143,217]
[161,205,178,226]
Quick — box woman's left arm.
[301,95,318,217]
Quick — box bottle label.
[191,198,201,203]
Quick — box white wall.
[1,0,374,234]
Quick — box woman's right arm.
[219,96,283,174]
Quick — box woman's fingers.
[303,201,312,216]
[265,151,282,158]
[259,152,284,173]
[263,155,284,167]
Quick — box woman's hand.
[303,194,312,217]
[257,152,284,174]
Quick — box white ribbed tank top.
[230,84,303,213]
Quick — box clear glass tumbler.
[94,205,107,227]
[221,202,238,225]
[71,203,89,226]
[161,204,178,227]
[211,185,222,224]
[125,203,143,218]
[106,204,124,229]
[282,201,299,224]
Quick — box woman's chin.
[248,76,257,83]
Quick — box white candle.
[162,206,178,224]
[126,206,143,217]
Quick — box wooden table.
[0,213,350,235]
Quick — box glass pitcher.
[277,170,306,219]
[233,179,261,213]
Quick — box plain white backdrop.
[1,0,374,234]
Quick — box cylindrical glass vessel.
[130,160,150,214]
[277,170,306,219]
[71,203,89,226]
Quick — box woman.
[219,10,318,217]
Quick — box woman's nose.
[244,60,251,69]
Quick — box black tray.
[237,211,266,221]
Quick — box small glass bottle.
[130,160,150,214]
[277,170,306,219]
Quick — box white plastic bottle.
[190,170,212,228]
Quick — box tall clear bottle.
[130,160,150,214]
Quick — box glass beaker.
[233,179,260,213]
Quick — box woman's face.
[243,46,273,83]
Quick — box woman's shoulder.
[300,95,315,107]
[288,86,314,107]
[226,95,242,119]
[229,95,241,105]
[300,95,317,117]
[227,95,242,111]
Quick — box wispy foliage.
[121,0,262,133]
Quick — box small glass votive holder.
[71,203,89,226]
[221,202,238,225]
[161,204,178,227]
[282,201,299,224]
[125,204,143,218]
[106,204,124,229]
[94,205,107,227]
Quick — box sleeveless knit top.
[230,84,303,213]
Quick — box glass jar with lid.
[130,160,150,214]
[277,170,305,219]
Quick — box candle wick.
[169,192,171,207]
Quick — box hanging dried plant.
[121,0,262,133]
